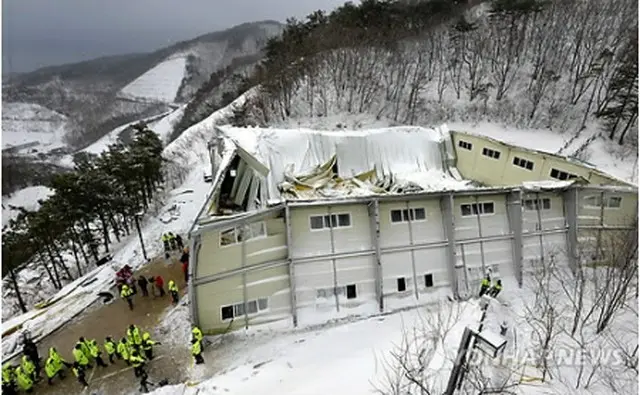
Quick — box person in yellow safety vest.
[191,338,204,365]
[489,279,503,298]
[162,233,170,253]
[479,275,491,297]
[45,355,65,385]
[121,284,135,310]
[104,337,117,364]
[77,337,92,360]
[168,280,179,304]
[72,362,88,388]
[127,324,143,349]
[72,344,91,369]
[89,340,108,367]
[168,232,177,250]
[15,366,33,393]
[49,347,70,370]
[2,362,17,395]
[117,338,131,366]
[129,350,146,378]
[192,325,204,351]
[21,355,36,382]
[141,332,160,360]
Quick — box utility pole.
[134,213,148,261]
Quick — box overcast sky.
[2,0,346,73]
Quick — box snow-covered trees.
[2,126,165,314]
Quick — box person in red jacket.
[153,275,165,297]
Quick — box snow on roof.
[217,125,473,201]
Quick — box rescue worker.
[141,332,159,360]
[77,337,92,360]
[176,234,184,250]
[73,343,91,369]
[168,280,179,304]
[479,275,491,297]
[130,349,146,378]
[192,325,203,343]
[161,233,170,252]
[121,283,134,310]
[127,324,143,350]
[489,279,503,298]
[22,335,41,379]
[138,275,149,297]
[45,354,65,385]
[168,232,177,250]
[15,366,33,393]
[72,362,88,388]
[180,247,190,283]
[191,338,204,365]
[2,362,17,395]
[104,337,118,364]
[89,339,108,367]
[49,347,71,369]
[117,338,131,366]
[21,355,36,382]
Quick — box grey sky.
[2,0,346,73]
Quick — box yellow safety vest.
[191,340,202,356]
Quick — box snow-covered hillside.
[119,55,187,103]
[2,186,54,227]
[2,103,70,154]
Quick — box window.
[482,147,501,159]
[584,195,622,209]
[346,284,357,299]
[458,140,473,150]
[221,305,233,320]
[522,198,551,211]
[390,208,426,223]
[424,274,434,288]
[316,287,346,299]
[309,213,352,230]
[460,202,495,217]
[219,221,267,246]
[513,156,534,170]
[550,168,578,181]
[221,298,269,321]
[397,278,407,292]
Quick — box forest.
[235,0,637,146]
[2,125,164,314]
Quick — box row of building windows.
[315,274,436,301]
[220,196,622,241]
[221,297,269,320]
[457,139,583,181]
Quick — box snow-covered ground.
[119,55,188,103]
[147,105,186,144]
[2,185,54,227]
[2,103,70,153]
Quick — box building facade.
[188,184,638,334]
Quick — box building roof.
[216,125,474,203]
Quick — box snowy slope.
[119,55,187,103]
[2,186,54,227]
[2,103,70,153]
[148,105,186,144]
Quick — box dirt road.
[29,252,192,395]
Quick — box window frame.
[584,195,623,209]
[389,207,427,224]
[346,284,357,299]
[397,277,407,292]
[219,221,267,248]
[481,147,501,160]
[458,140,473,151]
[512,156,535,171]
[220,297,270,321]
[460,201,496,217]
[522,198,552,211]
[550,168,578,181]
[308,213,353,232]
[424,273,434,288]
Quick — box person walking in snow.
[153,275,166,298]
[121,284,134,310]
[129,350,146,378]
[180,247,190,283]
[168,232,177,250]
[72,343,91,369]
[104,337,118,364]
[117,338,131,366]
[15,366,33,393]
[191,338,204,365]
[141,332,160,360]
[72,362,88,388]
[138,275,149,297]
[176,234,184,250]
[161,233,170,253]
[127,324,143,351]
[22,334,41,380]
[479,274,491,297]
[168,280,179,305]
[488,279,503,298]
[89,339,108,368]
[45,354,65,385]
[2,363,17,395]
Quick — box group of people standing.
[119,274,181,310]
